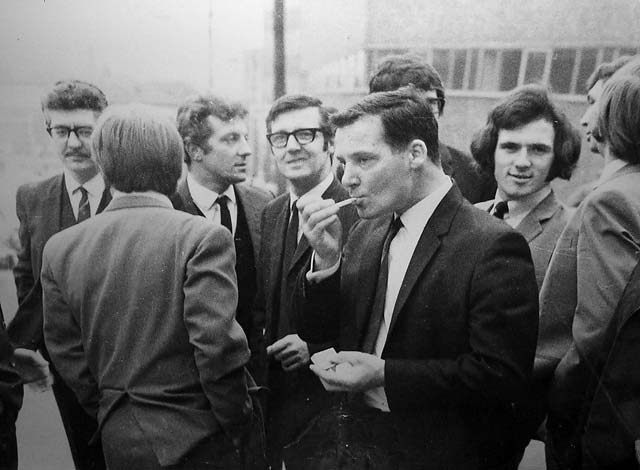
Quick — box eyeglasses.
[266,128,321,148]
[46,126,94,141]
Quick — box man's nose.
[514,149,532,167]
[238,137,252,157]
[285,134,302,151]
[67,131,82,147]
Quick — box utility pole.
[273,0,286,99]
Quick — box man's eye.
[499,143,519,152]
[530,145,550,154]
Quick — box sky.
[0,0,268,96]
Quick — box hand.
[12,348,53,392]
[266,334,310,372]
[309,351,385,392]
[297,195,343,270]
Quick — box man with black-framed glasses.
[8,79,109,470]
[255,94,357,469]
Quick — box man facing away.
[296,86,538,469]
[538,69,640,470]
[472,84,581,291]
[8,80,110,470]
[41,104,253,469]
[254,94,357,469]
[172,95,273,377]
[368,53,496,203]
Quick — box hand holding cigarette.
[297,195,347,270]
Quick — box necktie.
[217,195,232,232]
[362,216,403,354]
[76,186,90,223]
[493,201,509,220]
[277,201,299,338]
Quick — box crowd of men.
[0,52,639,470]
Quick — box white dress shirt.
[598,157,629,185]
[363,177,453,411]
[63,170,105,219]
[186,173,237,235]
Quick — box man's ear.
[408,139,428,169]
[186,143,202,162]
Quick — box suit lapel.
[516,192,559,243]
[350,219,389,347]
[235,185,262,258]
[387,186,461,336]
[269,196,290,296]
[97,186,112,213]
[49,174,66,236]
[176,179,205,216]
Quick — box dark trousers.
[0,424,18,470]
[51,369,105,470]
[101,405,242,470]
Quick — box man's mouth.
[509,173,532,181]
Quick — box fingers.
[266,337,289,356]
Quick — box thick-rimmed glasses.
[266,128,321,148]
[46,126,94,141]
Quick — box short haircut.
[91,104,183,195]
[586,55,635,91]
[594,75,640,164]
[331,85,439,164]
[265,94,333,147]
[369,54,446,115]
[176,95,248,165]
[41,80,108,126]
[470,84,580,181]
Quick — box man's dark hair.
[586,55,635,91]
[470,84,580,181]
[264,94,334,153]
[332,85,439,163]
[41,80,108,126]
[176,95,248,165]
[594,75,640,164]
[92,104,183,196]
[369,54,446,115]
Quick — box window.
[524,52,547,84]
[451,50,467,90]
[575,48,598,95]
[549,49,576,94]
[500,50,521,91]
[479,49,499,91]
[467,49,479,90]
[432,49,451,85]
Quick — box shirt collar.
[494,185,551,220]
[63,169,105,197]
[187,172,236,209]
[111,189,171,206]
[288,172,333,210]
[599,157,629,184]
[397,177,453,238]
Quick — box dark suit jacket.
[171,179,273,376]
[580,261,640,469]
[535,164,640,466]
[298,185,538,469]
[9,174,111,351]
[41,194,252,467]
[477,190,572,291]
[440,143,496,204]
[0,304,22,470]
[254,177,357,463]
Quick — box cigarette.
[335,198,356,209]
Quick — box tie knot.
[216,195,228,206]
[493,201,509,219]
[75,186,88,196]
[390,216,403,236]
